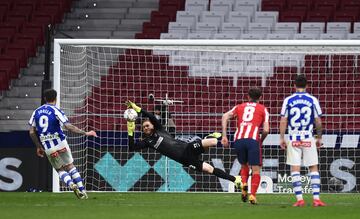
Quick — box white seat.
[248,22,272,34]
[160,32,186,39]
[176,11,200,24]
[274,22,299,34]
[228,11,252,24]
[185,0,208,12]
[213,32,240,39]
[188,32,213,39]
[195,22,219,34]
[245,65,273,77]
[354,22,360,32]
[347,33,360,39]
[168,22,194,35]
[250,54,274,69]
[224,53,250,66]
[254,11,278,25]
[301,22,325,35]
[200,52,224,66]
[266,33,293,40]
[293,33,320,40]
[326,22,351,34]
[221,65,245,77]
[275,54,303,68]
[200,11,226,26]
[234,0,257,14]
[320,33,346,40]
[210,2,233,13]
[211,0,235,4]
[240,33,265,39]
[221,22,246,34]
[189,65,219,77]
[169,51,200,66]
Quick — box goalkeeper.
[126,101,242,187]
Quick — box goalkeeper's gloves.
[127,121,135,137]
[125,100,141,113]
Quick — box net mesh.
[57,42,360,193]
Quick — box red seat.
[0,70,10,90]
[142,22,166,34]
[333,9,360,24]
[0,57,20,79]
[4,47,28,68]
[288,0,313,10]
[314,0,339,11]
[280,10,307,22]
[341,0,360,11]
[306,9,334,22]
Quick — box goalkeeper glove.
[127,121,135,137]
[125,100,141,113]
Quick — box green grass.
[0,193,359,219]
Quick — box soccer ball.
[124,108,138,121]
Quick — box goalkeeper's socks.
[69,167,85,192]
[291,172,303,201]
[59,171,74,188]
[213,168,236,182]
[240,164,250,185]
[310,171,321,200]
[250,173,260,196]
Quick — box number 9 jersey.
[280,92,322,141]
[28,103,69,152]
[231,102,269,141]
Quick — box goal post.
[53,39,360,193]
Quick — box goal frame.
[52,39,360,192]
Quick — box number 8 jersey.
[231,102,269,141]
[280,92,322,141]
[28,104,69,150]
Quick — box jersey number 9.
[39,115,49,132]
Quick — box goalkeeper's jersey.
[128,109,187,163]
[29,104,69,150]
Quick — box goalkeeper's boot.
[234,176,243,191]
[293,200,305,207]
[313,199,326,207]
[70,183,82,199]
[79,191,89,200]
[241,183,248,202]
[205,132,222,139]
[249,194,257,205]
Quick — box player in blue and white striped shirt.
[279,75,326,207]
[29,89,97,199]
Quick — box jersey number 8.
[242,106,256,122]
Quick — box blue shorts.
[233,138,261,166]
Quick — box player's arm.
[221,109,235,147]
[261,108,270,142]
[126,100,163,130]
[279,117,288,149]
[314,117,323,148]
[64,123,97,137]
[127,120,147,151]
[29,126,45,157]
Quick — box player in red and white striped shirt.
[222,88,269,204]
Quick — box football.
[124,108,138,121]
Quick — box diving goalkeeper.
[126,101,242,187]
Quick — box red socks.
[240,164,249,185]
[251,174,260,196]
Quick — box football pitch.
[1,193,359,219]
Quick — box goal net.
[54,39,360,193]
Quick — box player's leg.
[233,139,249,202]
[246,139,261,205]
[287,142,305,207]
[201,162,241,188]
[201,138,217,150]
[304,139,325,207]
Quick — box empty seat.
[288,0,313,10]
[261,0,286,11]
[220,22,246,34]
[275,54,303,68]
[168,22,193,34]
[176,10,200,25]
[306,9,333,22]
[188,32,212,39]
[185,0,208,12]
[326,22,351,34]
[221,65,245,76]
[301,22,325,34]
[333,9,360,23]
[353,22,360,32]
[224,53,251,66]
[274,22,299,34]
[248,23,272,34]
[320,33,346,39]
[280,9,307,22]
[200,11,226,25]
[195,22,219,34]
[245,65,272,77]
[212,32,239,39]
[189,65,219,77]
[228,11,252,26]
[347,33,360,39]
[254,11,278,25]
[160,32,186,39]
[266,33,293,40]
[293,33,320,40]
[240,33,265,39]
[234,0,257,15]
[210,1,233,13]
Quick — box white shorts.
[45,140,74,170]
[286,138,318,167]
